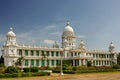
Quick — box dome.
[80,40,85,46]
[7,28,16,37]
[64,21,74,32]
[109,42,115,48]
[62,21,75,37]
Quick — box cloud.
[43,40,55,44]
[76,35,86,39]
[49,32,61,36]
[0,34,5,42]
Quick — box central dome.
[62,21,75,38]
[64,21,74,32]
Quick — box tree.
[87,60,92,67]
[0,56,4,67]
[117,53,120,65]
[15,56,24,71]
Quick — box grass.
[1,72,120,80]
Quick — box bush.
[63,70,75,74]
[72,66,77,71]
[66,66,72,70]
[23,68,31,73]
[5,66,19,73]
[21,73,30,77]
[112,64,120,69]
[31,67,39,72]
[0,67,5,73]
[0,73,5,78]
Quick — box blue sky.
[0,0,120,55]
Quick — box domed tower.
[6,27,17,45]
[2,27,18,67]
[78,40,86,50]
[109,42,115,53]
[62,21,76,49]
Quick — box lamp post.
[60,51,63,75]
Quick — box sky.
[0,0,120,55]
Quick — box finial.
[9,27,13,31]
[66,20,70,26]
[111,42,113,44]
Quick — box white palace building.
[1,21,117,68]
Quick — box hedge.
[0,72,50,78]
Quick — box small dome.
[64,21,74,32]
[80,40,85,46]
[109,42,115,48]
[7,28,16,37]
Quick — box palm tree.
[15,56,24,71]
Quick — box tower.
[78,40,86,50]
[109,42,115,53]
[109,42,117,64]
[6,27,17,45]
[62,21,76,49]
[2,27,18,67]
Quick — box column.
[28,59,31,67]
[44,59,47,66]
[34,59,36,66]
[73,60,75,66]
[49,51,51,57]
[54,60,56,67]
[79,60,81,66]
[83,59,86,65]
[49,60,51,67]
[39,59,41,67]
[103,60,105,66]
[98,60,99,66]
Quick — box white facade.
[1,21,117,67]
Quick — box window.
[52,60,54,66]
[31,50,34,56]
[47,60,49,66]
[31,59,34,66]
[19,49,22,56]
[75,52,77,56]
[36,51,39,56]
[51,51,54,56]
[46,51,49,56]
[96,54,98,58]
[36,59,39,66]
[96,60,98,65]
[93,54,95,58]
[56,52,59,56]
[25,59,28,66]
[41,51,44,56]
[41,60,44,66]
[25,50,28,56]
[56,60,59,66]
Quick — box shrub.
[21,73,30,77]
[31,67,39,72]
[0,67,5,73]
[66,66,72,70]
[23,68,31,73]
[5,73,13,78]
[63,70,75,74]
[40,66,46,70]
[0,73,5,78]
[72,66,77,71]
[112,64,120,69]
[11,73,19,77]
[5,66,18,73]
[87,61,92,67]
